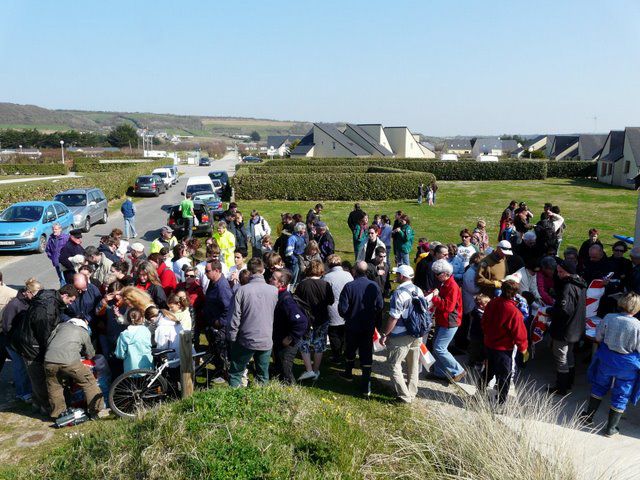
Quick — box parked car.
[208,170,229,187]
[183,176,215,197]
[134,175,167,196]
[151,168,173,189]
[0,201,74,253]
[54,188,108,232]
[167,200,212,238]
[199,157,211,166]
[211,178,223,193]
[192,192,225,219]
[242,156,262,163]
[163,165,179,184]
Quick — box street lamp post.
[528,146,533,159]
[18,144,23,154]
[60,140,65,164]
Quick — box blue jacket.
[63,283,102,324]
[338,276,384,333]
[203,276,234,326]
[273,289,309,344]
[115,325,153,372]
[45,232,70,267]
[285,234,307,265]
[121,200,135,219]
[588,343,640,406]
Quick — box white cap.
[392,264,414,278]
[497,240,513,255]
[131,242,144,252]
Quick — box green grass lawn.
[237,178,637,259]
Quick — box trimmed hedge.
[233,170,436,200]
[0,162,161,210]
[546,161,596,178]
[73,158,166,173]
[238,165,370,175]
[0,163,69,175]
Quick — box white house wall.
[312,126,358,158]
[358,125,393,152]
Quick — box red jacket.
[157,262,177,297]
[481,296,528,352]
[431,275,462,328]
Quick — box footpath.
[0,172,80,185]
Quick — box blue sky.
[0,0,638,136]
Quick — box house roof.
[500,139,519,152]
[290,131,314,156]
[345,124,394,156]
[549,135,579,157]
[578,134,607,160]
[523,135,547,149]
[420,141,435,152]
[446,139,472,150]
[314,123,370,156]
[266,135,304,149]
[599,130,625,162]
[626,128,640,167]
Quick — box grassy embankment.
[237,178,636,260]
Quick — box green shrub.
[73,158,166,172]
[0,162,160,210]
[233,169,435,200]
[546,161,596,178]
[400,161,547,180]
[0,163,68,175]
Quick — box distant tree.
[107,124,139,148]
[287,139,300,156]
[250,131,261,142]
[530,149,546,159]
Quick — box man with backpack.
[338,261,384,397]
[379,265,429,404]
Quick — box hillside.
[0,103,313,139]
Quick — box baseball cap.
[392,265,414,278]
[503,272,522,283]
[315,221,327,229]
[131,242,144,252]
[161,226,173,233]
[497,240,513,255]
[69,229,83,239]
[557,258,578,275]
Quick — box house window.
[608,164,613,176]
[600,163,607,176]
[625,161,630,174]
[332,142,336,150]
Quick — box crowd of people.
[0,195,639,439]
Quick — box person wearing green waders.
[180,193,195,240]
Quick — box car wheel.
[155,190,160,197]
[37,235,46,253]
[83,217,91,233]
[100,210,108,224]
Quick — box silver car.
[53,188,108,232]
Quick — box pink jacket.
[537,274,555,306]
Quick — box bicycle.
[108,342,224,419]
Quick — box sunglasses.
[461,235,470,238]
[185,274,196,278]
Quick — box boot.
[578,396,601,424]
[547,372,570,395]
[361,367,372,398]
[340,360,354,381]
[567,367,575,390]
[604,409,623,437]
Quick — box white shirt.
[154,314,184,361]
[196,260,229,292]
[456,244,477,267]
[172,257,192,282]
[515,267,541,302]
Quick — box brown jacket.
[476,253,508,297]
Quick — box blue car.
[192,192,225,219]
[0,201,74,253]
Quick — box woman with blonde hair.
[144,304,183,361]
[135,261,167,308]
[2,277,42,402]
[581,292,640,437]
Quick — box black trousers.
[481,348,513,404]
[272,343,298,384]
[344,329,373,368]
[328,325,345,361]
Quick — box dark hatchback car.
[199,157,211,166]
[242,156,262,163]
[134,175,167,196]
[208,170,229,187]
[167,200,212,238]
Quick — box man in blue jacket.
[338,261,384,397]
[120,197,137,240]
[203,259,234,377]
[285,222,307,287]
[270,269,308,384]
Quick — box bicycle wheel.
[108,369,170,419]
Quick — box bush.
[73,158,166,172]
[546,161,596,178]
[0,163,68,175]
[0,162,161,210]
[233,169,436,200]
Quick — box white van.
[152,168,174,188]
[477,155,499,162]
[184,176,215,197]
[440,153,458,161]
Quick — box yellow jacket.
[213,230,236,267]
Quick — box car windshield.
[193,193,220,203]
[0,205,44,222]
[154,171,167,178]
[137,176,154,183]
[209,172,225,179]
[55,193,87,207]
[186,184,213,195]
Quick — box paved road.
[0,151,240,290]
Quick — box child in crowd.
[467,294,491,371]
[147,305,184,362]
[167,293,192,331]
[115,309,153,373]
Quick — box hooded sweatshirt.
[115,325,153,372]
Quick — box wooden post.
[179,330,194,399]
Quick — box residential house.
[445,139,472,155]
[470,137,520,158]
[291,123,370,158]
[577,134,607,160]
[511,135,549,158]
[597,128,640,188]
[343,124,394,157]
[266,135,304,156]
[383,127,435,158]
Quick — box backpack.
[403,288,432,338]
[292,294,314,330]
[535,218,557,249]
